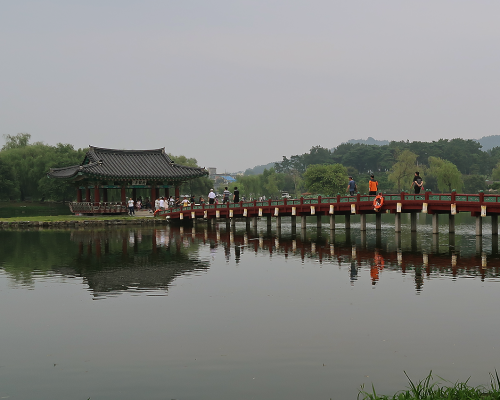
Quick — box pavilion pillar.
[103,188,108,202]
[94,184,100,205]
[121,185,126,204]
[76,187,82,202]
[85,187,91,202]
[151,184,156,205]
[175,186,180,199]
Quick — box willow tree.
[427,156,463,193]
[388,150,418,192]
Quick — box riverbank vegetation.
[3,133,500,203]
[0,133,211,203]
[358,371,500,400]
[235,138,500,200]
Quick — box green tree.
[303,164,348,196]
[2,133,31,150]
[427,157,463,193]
[169,154,212,197]
[0,158,18,200]
[463,174,486,193]
[388,150,418,192]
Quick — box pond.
[1,214,499,399]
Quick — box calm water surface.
[1,214,500,400]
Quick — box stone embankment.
[0,218,167,229]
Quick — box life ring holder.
[373,194,384,211]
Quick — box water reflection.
[1,222,500,296]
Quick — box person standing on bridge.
[411,172,424,194]
[368,175,378,195]
[347,177,357,196]
[223,187,231,204]
[208,189,216,204]
[233,187,240,203]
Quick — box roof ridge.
[89,146,165,154]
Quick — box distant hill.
[244,162,277,175]
[344,137,390,146]
[475,135,500,151]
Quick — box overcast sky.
[1,1,499,172]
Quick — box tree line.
[230,139,500,199]
[0,133,212,202]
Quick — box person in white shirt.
[208,189,216,204]
[127,198,135,216]
[154,198,160,211]
[159,197,165,210]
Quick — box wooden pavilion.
[47,146,208,214]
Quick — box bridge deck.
[157,191,500,221]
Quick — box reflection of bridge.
[66,225,500,295]
[158,192,500,236]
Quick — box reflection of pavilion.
[69,228,209,298]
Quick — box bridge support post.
[410,212,417,232]
[476,215,482,236]
[267,215,272,229]
[492,214,498,235]
[375,213,381,230]
[276,216,281,230]
[449,214,455,234]
[291,216,296,233]
[360,214,366,231]
[252,216,258,229]
[231,217,235,227]
[432,214,439,234]
[329,215,335,231]
[316,215,322,229]
[226,218,231,229]
[395,213,401,233]
[246,217,250,229]
[301,215,307,230]
[345,214,351,230]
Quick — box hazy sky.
[2,1,500,172]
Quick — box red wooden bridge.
[157,191,500,235]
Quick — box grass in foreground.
[358,371,500,400]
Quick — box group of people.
[347,172,424,196]
[207,187,240,204]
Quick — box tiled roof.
[48,146,208,181]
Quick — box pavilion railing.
[69,202,128,214]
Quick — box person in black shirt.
[233,187,240,203]
[411,172,423,194]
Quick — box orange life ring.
[373,194,384,210]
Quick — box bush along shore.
[358,371,500,400]
[0,215,168,228]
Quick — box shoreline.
[0,215,167,228]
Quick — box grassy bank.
[0,201,71,218]
[359,371,500,400]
